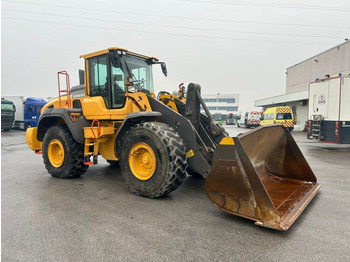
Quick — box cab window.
[89,55,109,107]
[111,63,126,108]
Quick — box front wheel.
[42,125,88,179]
[119,122,187,198]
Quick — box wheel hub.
[129,142,156,180]
[48,139,65,167]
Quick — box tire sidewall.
[42,126,73,177]
[120,127,170,196]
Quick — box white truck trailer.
[307,73,350,144]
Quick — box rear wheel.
[119,122,187,198]
[42,125,88,178]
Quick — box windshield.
[1,104,14,111]
[89,53,155,109]
[114,54,154,93]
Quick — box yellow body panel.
[82,96,111,120]
[99,133,118,161]
[84,126,115,139]
[158,94,179,112]
[41,97,85,113]
[26,127,42,151]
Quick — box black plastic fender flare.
[37,108,91,144]
[114,111,162,157]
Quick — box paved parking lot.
[2,127,350,261]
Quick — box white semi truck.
[307,73,350,144]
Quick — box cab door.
[82,54,111,120]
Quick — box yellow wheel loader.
[26,47,320,230]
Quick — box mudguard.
[37,108,91,144]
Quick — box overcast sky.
[2,0,349,111]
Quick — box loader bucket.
[205,125,320,231]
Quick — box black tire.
[119,122,187,198]
[237,123,240,128]
[107,160,119,167]
[42,125,88,179]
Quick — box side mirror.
[160,62,167,77]
[260,117,264,121]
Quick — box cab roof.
[80,47,159,61]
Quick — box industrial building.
[201,93,239,119]
[255,40,350,130]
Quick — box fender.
[37,108,91,144]
[115,111,162,156]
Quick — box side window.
[111,64,126,108]
[89,55,109,107]
[264,113,274,120]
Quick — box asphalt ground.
[2,127,350,261]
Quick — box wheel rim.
[128,142,156,180]
[48,139,65,167]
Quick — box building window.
[204,98,217,103]
[218,98,227,102]
[227,107,238,111]
[227,98,235,103]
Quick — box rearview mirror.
[160,62,167,77]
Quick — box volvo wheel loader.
[26,47,320,230]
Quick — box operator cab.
[81,48,166,109]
